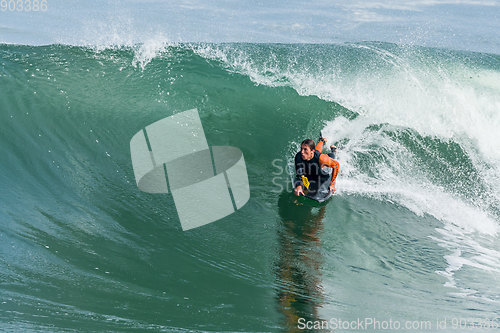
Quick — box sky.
[1,0,499,53]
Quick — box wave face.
[1,42,500,332]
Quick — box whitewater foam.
[322,115,499,234]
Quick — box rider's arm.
[319,154,340,186]
[315,139,324,152]
[294,154,305,189]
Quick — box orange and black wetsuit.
[294,140,340,192]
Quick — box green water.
[1,43,500,332]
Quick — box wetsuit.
[294,140,340,193]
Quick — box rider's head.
[300,139,315,161]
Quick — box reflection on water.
[275,192,330,332]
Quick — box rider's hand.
[294,186,304,196]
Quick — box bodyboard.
[302,177,333,203]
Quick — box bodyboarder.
[294,137,339,197]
